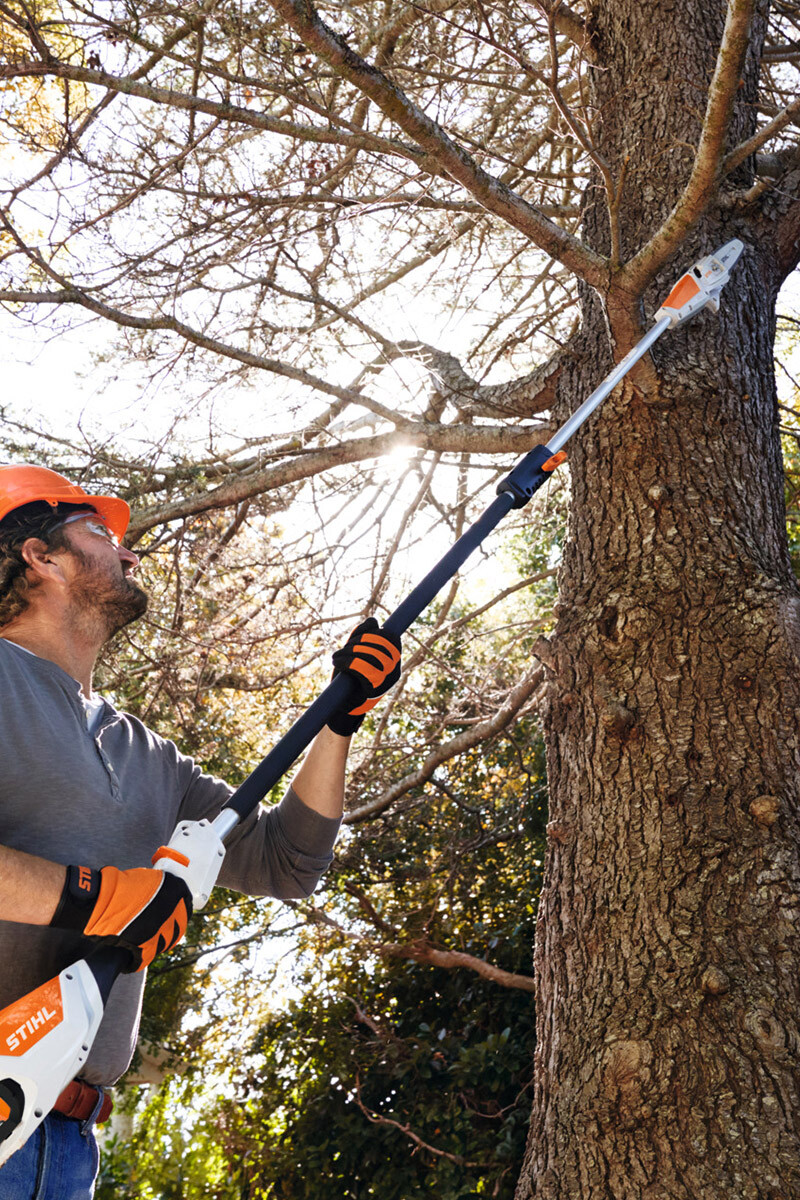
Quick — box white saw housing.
[0,959,104,1166]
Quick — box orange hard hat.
[0,465,130,541]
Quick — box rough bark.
[516,1,800,1196]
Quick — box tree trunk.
[516,2,800,1196]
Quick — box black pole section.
[224,469,556,823]
[383,492,515,637]
[226,673,361,818]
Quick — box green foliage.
[99,711,546,1199]
[777,316,800,580]
[98,1080,236,1200]
[222,960,536,1199]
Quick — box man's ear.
[20,538,69,585]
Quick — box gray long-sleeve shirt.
[0,637,341,1084]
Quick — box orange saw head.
[655,239,744,327]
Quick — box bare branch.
[381,939,536,992]
[345,664,545,824]
[621,0,757,295]
[354,1074,491,1167]
[723,95,800,175]
[299,903,537,993]
[0,57,431,165]
[266,0,608,287]
[536,0,591,54]
[0,283,367,406]
[127,424,550,537]
[403,338,570,420]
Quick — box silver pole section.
[546,315,672,455]
[212,808,240,840]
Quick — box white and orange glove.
[50,863,193,973]
[328,617,402,736]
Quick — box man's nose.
[118,544,140,569]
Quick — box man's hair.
[0,500,97,625]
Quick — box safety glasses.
[58,512,120,548]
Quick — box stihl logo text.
[0,977,64,1056]
[6,1007,59,1051]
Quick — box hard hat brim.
[78,495,131,542]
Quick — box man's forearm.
[0,844,66,925]
[291,726,350,820]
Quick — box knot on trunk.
[601,1039,652,1121]
[597,604,619,640]
[749,794,780,827]
[647,484,669,506]
[601,701,637,742]
[745,1008,787,1056]
[700,965,730,995]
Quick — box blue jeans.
[0,1110,100,1199]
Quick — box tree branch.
[537,0,591,54]
[344,664,544,824]
[354,1074,491,1167]
[298,903,537,992]
[0,284,367,406]
[265,0,608,287]
[722,94,800,176]
[0,58,431,167]
[401,338,571,420]
[620,0,757,295]
[380,939,536,992]
[126,423,549,537]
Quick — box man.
[0,464,401,1198]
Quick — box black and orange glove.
[328,617,402,736]
[50,863,193,973]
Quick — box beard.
[68,548,149,640]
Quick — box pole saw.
[0,238,744,1165]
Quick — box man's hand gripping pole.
[0,238,744,1167]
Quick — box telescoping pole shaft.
[547,315,671,454]
[220,490,516,827]
[219,236,748,831]
[218,316,683,831]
